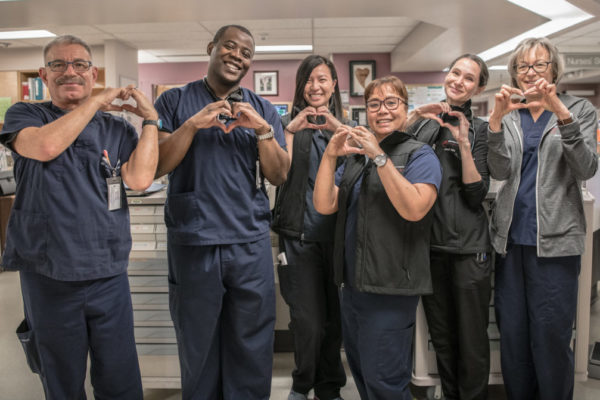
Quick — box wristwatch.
[142,119,163,129]
[557,112,574,126]
[256,125,275,141]
[373,153,388,167]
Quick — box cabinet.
[127,189,291,388]
[127,191,179,388]
[411,191,595,387]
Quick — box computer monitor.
[273,103,289,116]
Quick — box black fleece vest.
[334,131,434,295]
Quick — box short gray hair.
[43,35,92,61]
[508,37,563,87]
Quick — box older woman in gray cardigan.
[487,37,597,400]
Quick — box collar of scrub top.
[202,77,244,106]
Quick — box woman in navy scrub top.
[313,76,442,399]
[487,37,598,400]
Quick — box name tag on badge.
[256,160,261,189]
[106,176,122,211]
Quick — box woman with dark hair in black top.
[407,54,491,400]
[272,55,351,400]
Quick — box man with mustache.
[0,35,159,399]
[154,25,289,399]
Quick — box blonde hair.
[507,37,563,87]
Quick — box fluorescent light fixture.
[478,0,592,61]
[0,30,56,40]
[507,0,585,19]
[137,50,164,64]
[255,45,312,53]
[489,65,508,70]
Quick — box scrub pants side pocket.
[376,323,414,384]
[168,279,180,331]
[16,319,41,374]
[277,264,295,306]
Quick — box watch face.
[374,154,387,167]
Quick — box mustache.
[56,76,85,85]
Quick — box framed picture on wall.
[254,71,278,96]
[350,60,376,97]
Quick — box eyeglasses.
[365,96,407,112]
[46,60,93,73]
[515,61,551,75]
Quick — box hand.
[324,125,365,158]
[313,106,342,132]
[347,126,383,160]
[226,102,270,134]
[440,110,470,146]
[188,99,234,132]
[119,86,159,121]
[93,86,131,112]
[285,106,318,133]
[412,102,450,126]
[285,106,342,134]
[489,84,529,130]
[523,78,570,119]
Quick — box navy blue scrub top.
[335,145,442,288]
[0,101,138,281]
[155,80,286,246]
[509,109,552,246]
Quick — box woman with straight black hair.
[272,54,351,400]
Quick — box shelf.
[17,68,105,102]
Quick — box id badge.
[256,159,261,189]
[106,176,122,211]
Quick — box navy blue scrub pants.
[19,270,142,400]
[495,244,580,400]
[422,251,492,400]
[278,236,346,400]
[168,236,276,400]
[339,286,418,400]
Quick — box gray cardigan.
[487,94,598,257]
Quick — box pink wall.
[138,54,448,107]
[332,53,390,106]
[332,53,446,105]
[139,59,301,103]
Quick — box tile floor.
[1,270,599,400]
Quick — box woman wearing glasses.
[314,76,442,399]
[407,54,491,400]
[487,37,597,399]
[271,55,351,400]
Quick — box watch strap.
[557,113,574,126]
[142,119,163,129]
[256,125,274,141]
